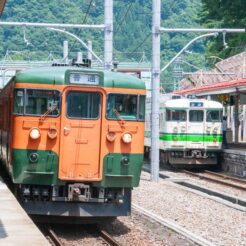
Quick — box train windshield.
[206,110,222,122]
[189,110,204,122]
[13,89,60,116]
[107,94,145,121]
[66,92,100,119]
[166,109,186,121]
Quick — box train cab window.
[206,110,222,122]
[25,90,60,116]
[166,110,186,121]
[66,92,100,119]
[189,110,204,122]
[107,94,144,121]
[13,89,60,116]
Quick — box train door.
[187,109,205,149]
[205,109,222,148]
[59,88,102,180]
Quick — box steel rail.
[46,227,63,246]
[132,203,215,246]
[183,170,246,191]
[99,229,121,246]
[204,170,246,184]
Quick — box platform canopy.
[176,78,246,96]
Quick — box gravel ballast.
[132,171,246,246]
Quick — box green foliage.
[1,0,205,92]
[200,0,246,59]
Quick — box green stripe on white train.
[159,134,222,142]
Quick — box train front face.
[11,67,146,220]
[164,99,223,166]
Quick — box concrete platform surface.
[0,179,50,246]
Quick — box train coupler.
[68,183,91,201]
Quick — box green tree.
[200,0,246,59]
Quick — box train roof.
[164,98,223,109]
[14,66,146,90]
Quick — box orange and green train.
[0,65,146,222]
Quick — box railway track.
[42,224,121,246]
[183,170,246,191]
[99,229,121,246]
[132,203,214,246]
[45,226,63,246]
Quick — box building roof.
[180,51,246,89]
[176,78,246,96]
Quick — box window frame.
[166,109,187,122]
[13,88,61,117]
[206,109,222,122]
[106,93,145,121]
[66,90,101,120]
[189,110,204,122]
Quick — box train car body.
[145,97,223,166]
[0,66,146,222]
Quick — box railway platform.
[221,144,246,178]
[0,178,50,245]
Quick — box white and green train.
[145,97,223,166]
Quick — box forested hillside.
[1,1,202,62]
[3,0,244,91]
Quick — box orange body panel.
[11,83,145,182]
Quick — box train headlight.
[122,132,132,144]
[213,127,218,134]
[106,132,116,142]
[173,127,178,133]
[48,126,57,139]
[29,128,41,140]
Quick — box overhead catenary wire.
[114,2,133,36]
[66,0,94,60]
[128,32,151,56]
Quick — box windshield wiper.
[113,108,126,126]
[39,105,58,121]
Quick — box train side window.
[189,110,204,122]
[13,89,24,114]
[206,110,222,122]
[166,109,186,121]
[138,95,145,121]
[66,92,100,119]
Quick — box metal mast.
[104,0,113,70]
[151,0,160,182]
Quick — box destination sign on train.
[69,73,99,85]
[190,102,203,107]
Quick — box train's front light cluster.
[106,131,116,142]
[29,127,41,139]
[47,126,58,139]
[122,132,132,143]
[213,127,218,134]
[173,127,178,133]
